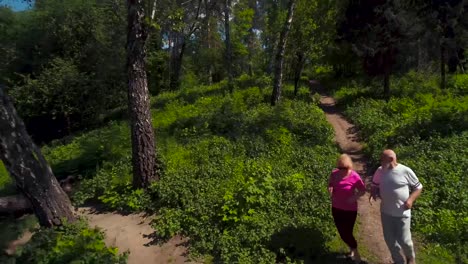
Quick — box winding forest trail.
[318,93,392,264]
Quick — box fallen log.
[0,176,76,215]
[0,194,31,214]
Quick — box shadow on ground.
[268,226,363,264]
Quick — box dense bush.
[334,72,468,262]
[449,73,468,95]
[14,220,127,264]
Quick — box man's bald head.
[382,149,397,159]
[381,149,397,168]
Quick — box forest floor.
[319,92,393,264]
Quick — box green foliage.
[392,70,440,96]
[234,74,272,91]
[395,135,468,263]
[449,73,468,95]
[73,160,151,212]
[335,72,468,162]
[147,80,337,262]
[3,0,127,141]
[41,121,151,212]
[0,215,37,250]
[42,121,131,179]
[0,215,38,264]
[147,49,170,94]
[0,160,15,196]
[15,219,127,264]
[334,72,468,261]
[10,58,95,126]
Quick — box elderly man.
[371,149,423,264]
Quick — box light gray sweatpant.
[381,213,416,264]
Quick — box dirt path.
[80,207,196,264]
[319,94,392,264]
[5,208,196,264]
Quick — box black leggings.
[332,207,358,249]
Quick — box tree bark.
[168,0,202,90]
[440,43,446,89]
[293,52,305,96]
[127,0,159,188]
[247,0,259,77]
[0,87,75,227]
[169,33,186,90]
[203,0,214,84]
[224,0,233,93]
[271,0,296,106]
[383,70,390,101]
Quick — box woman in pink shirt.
[328,154,366,263]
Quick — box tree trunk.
[417,38,422,71]
[440,43,446,89]
[247,0,258,77]
[247,27,254,76]
[150,0,157,20]
[0,87,75,227]
[203,0,214,84]
[271,0,296,106]
[383,71,390,101]
[170,33,186,91]
[293,52,305,96]
[224,0,233,93]
[127,0,159,188]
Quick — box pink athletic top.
[328,169,366,211]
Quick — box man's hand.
[405,187,422,209]
[369,193,377,205]
[328,186,333,197]
[369,186,379,204]
[404,199,414,210]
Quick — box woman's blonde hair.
[337,154,353,170]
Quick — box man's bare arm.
[404,187,422,209]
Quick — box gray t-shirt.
[372,164,423,217]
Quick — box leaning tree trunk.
[127,0,159,188]
[224,0,233,93]
[0,87,75,227]
[271,0,296,106]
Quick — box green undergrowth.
[36,76,343,262]
[10,219,127,264]
[0,215,38,264]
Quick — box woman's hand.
[347,190,365,204]
[346,195,358,204]
[328,186,333,197]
